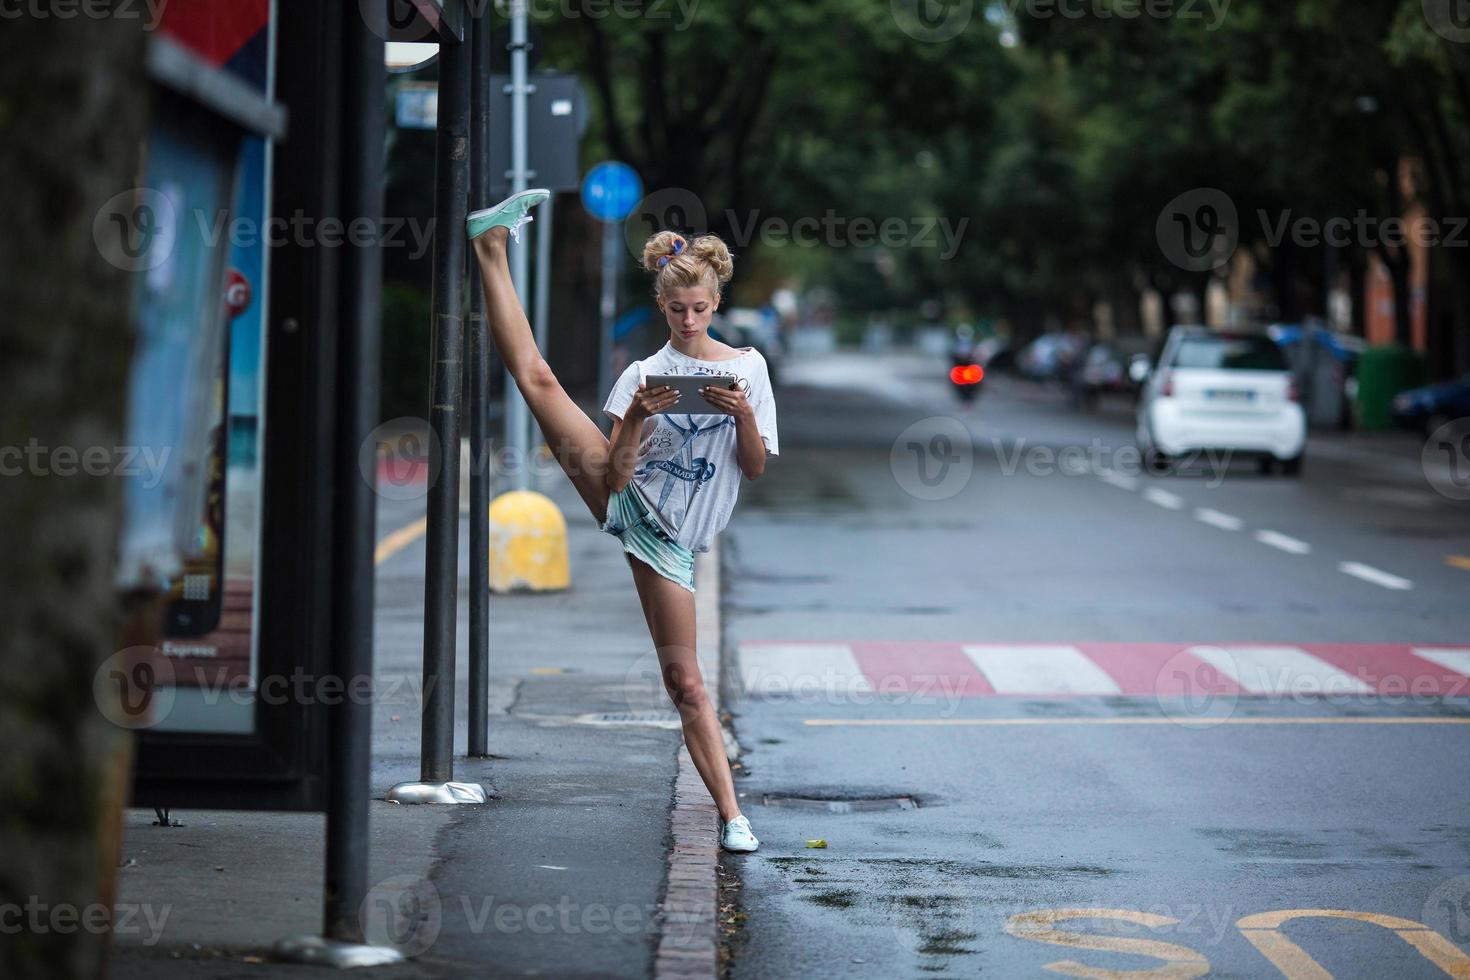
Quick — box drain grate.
[761,794,918,813]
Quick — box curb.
[653,538,728,980]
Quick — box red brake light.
[1160,369,1174,398]
[1287,379,1300,402]
[950,364,984,385]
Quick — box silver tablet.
[642,374,739,415]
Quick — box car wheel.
[1257,456,1275,476]
[1280,453,1303,477]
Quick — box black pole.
[325,1,384,943]
[467,8,492,758]
[422,33,471,783]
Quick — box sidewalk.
[111,473,734,978]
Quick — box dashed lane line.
[1194,507,1244,531]
[1338,561,1414,591]
[1254,529,1312,555]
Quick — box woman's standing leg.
[471,226,612,523]
[624,553,742,823]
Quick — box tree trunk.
[0,11,148,979]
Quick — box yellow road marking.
[530,667,565,675]
[374,516,429,566]
[1447,555,1470,571]
[803,716,1470,727]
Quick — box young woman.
[466,189,779,853]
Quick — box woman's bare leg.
[472,226,612,523]
[624,553,742,823]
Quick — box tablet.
[642,374,739,415]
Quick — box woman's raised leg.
[623,552,742,823]
[472,226,612,523]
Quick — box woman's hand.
[627,382,680,422]
[699,380,753,420]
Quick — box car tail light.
[1287,379,1300,403]
[1159,370,1173,398]
[950,364,984,385]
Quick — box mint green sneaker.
[466,188,551,244]
[720,814,759,852]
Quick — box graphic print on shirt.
[636,412,735,516]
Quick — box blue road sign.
[581,161,642,224]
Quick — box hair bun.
[686,235,733,285]
[642,231,687,273]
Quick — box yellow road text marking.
[375,516,429,566]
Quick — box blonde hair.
[641,231,734,305]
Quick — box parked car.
[1391,374,1470,433]
[1135,326,1306,475]
[1069,337,1153,410]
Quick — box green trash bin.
[1353,344,1425,431]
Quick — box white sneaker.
[721,814,759,852]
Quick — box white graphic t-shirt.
[602,341,779,554]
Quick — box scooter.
[950,348,985,403]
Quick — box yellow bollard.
[487,490,570,592]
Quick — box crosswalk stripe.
[1184,645,1374,696]
[961,645,1123,695]
[738,643,872,698]
[1411,647,1470,678]
[734,643,1470,699]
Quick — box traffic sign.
[581,162,642,224]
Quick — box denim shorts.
[600,485,696,593]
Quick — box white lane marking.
[1410,647,1470,677]
[1143,487,1184,510]
[1194,507,1243,531]
[961,645,1122,695]
[1098,470,1139,491]
[1254,529,1311,555]
[739,643,873,697]
[1338,561,1413,591]
[1187,645,1375,695]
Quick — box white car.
[1134,326,1306,475]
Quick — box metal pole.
[467,7,491,759]
[323,0,383,947]
[529,195,553,470]
[506,1,531,491]
[420,32,471,785]
[597,221,619,435]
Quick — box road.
[720,347,1470,979]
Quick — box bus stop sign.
[581,161,641,224]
